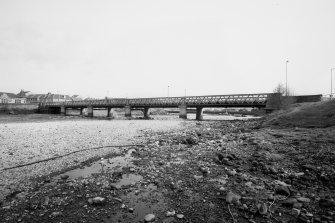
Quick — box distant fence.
[279,94,322,109]
[0,104,39,114]
[284,95,322,104]
[293,95,322,103]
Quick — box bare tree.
[273,83,294,96]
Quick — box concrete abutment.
[196,107,203,121]
[144,107,150,119]
[107,108,113,118]
[125,105,132,117]
[87,106,93,117]
[60,106,66,116]
[179,105,187,119]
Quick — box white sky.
[1,0,335,98]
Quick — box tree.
[273,83,294,96]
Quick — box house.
[41,93,72,103]
[26,94,46,103]
[71,95,83,101]
[0,92,26,104]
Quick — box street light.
[331,68,335,99]
[286,60,289,96]
[168,86,170,97]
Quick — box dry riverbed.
[0,114,335,223]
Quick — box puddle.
[103,184,167,223]
[111,174,143,188]
[52,149,136,182]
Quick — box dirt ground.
[0,114,335,223]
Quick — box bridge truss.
[41,93,280,109]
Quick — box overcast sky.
[1,0,335,98]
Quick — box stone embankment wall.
[0,104,39,114]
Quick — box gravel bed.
[0,119,184,200]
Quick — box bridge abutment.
[144,107,150,119]
[179,105,187,119]
[196,107,203,121]
[125,105,132,117]
[87,106,93,117]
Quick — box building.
[39,93,72,103]
[71,95,83,101]
[1,90,83,104]
[0,92,26,104]
[26,94,46,103]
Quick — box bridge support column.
[80,108,84,116]
[196,107,203,121]
[87,106,93,117]
[107,108,114,118]
[144,107,150,119]
[125,105,132,117]
[179,105,187,119]
[60,106,66,115]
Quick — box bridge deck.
[41,93,280,109]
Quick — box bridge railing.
[128,94,271,106]
[40,93,278,108]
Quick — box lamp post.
[168,86,170,97]
[331,68,335,99]
[286,60,289,96]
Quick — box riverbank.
[0,115,334,223]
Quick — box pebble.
[89,197,106,205]
[144,214,156,222]
[176,214,184,219]
[293,202,303,209]
[202,167,210,174]
[297,197,311,203]
[50,212,63,217]
[60,175,69,180]
[267,194,275,201]
[282,198,298,207]
[291,208,301,217]
[226,169,237,176]
[166,210,175,217]
[226,191,241,204]
[319,198,335,208]
[275,185,290,196]
[219,187,226,191]
[257,203,268,215]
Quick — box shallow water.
[53,149,136,182]
[103,184,166,223]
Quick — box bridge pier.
[179,105,187,119]
[196,107,203,121]
[87,106,93,117]
[60,106,66,115]
[80,108,84,116]
[125,105,132,117]
[144,107,150,119]
[107,108,113,118]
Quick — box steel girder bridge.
[40,93,281,120]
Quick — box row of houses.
[0,90,83,104]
